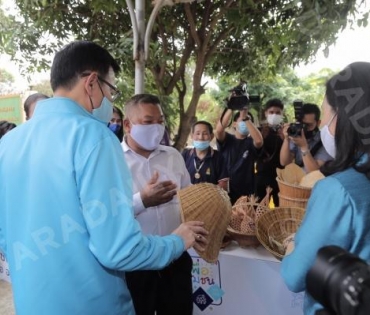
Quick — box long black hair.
[321,62,370,179]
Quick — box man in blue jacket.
[0,41,207,315]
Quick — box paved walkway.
[0,281,15,315]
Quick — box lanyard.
[193,159,205,179]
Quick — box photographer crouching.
[280,102,332,173]
[215,82,263,204]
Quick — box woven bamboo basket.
[178,183,232,263]
[278,193,308,209]
[276,177,312,199]
[255,207,305,260]
[227,194,271,248]
[227,227,260,247]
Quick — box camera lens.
[306,246,370,315]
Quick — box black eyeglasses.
[97,76,121,102]
[81,73,121,102]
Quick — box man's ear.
[123,119,131,134]
[210,133,214,141]
[84,73,98,96]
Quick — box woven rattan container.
[255,207,305,260]
[178,183,232,263]
[227,195,270,248]
[276,177,312,199]
[278,193,308,209]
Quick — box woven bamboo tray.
[255,207,305,260]
[227,194,271,248]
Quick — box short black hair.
[24,93,49,119]
[50,41,120,92]
[302,103,321,121]
[191,120,213,134]
[0,120,16,139]
[264,98,284,110]
[233,111,254,123]
[321,62,370,179]
[124,94,161,118]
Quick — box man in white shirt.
[122,94,198,315]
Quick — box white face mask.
[267,114,283,126]
[130,123,165,151]
[320,114,336,158]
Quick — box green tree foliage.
[0,68,14,83]
[30,79,53,96]
[0,67,16,95]
[1,0,368,149]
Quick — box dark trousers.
[255,173,280,207]
[125,252,193,315]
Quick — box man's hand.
[140,171,177,208]
[172,221,209,251]
[282,123,290,139]
[289,129,308,150]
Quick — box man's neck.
[234,132,247,140]
[195,148,209,160]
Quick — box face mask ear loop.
[328,113,337,127]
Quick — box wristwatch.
[301,149,310,157]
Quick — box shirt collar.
[121,138,167,157]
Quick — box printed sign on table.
[191,255,224,312]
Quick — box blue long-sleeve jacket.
[0,98,184,315]
[281,166,370,315]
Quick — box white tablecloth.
[189,243,303,315]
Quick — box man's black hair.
[264,98,284,110]
[233,111,254,123]
[24,93,49,119]
[50,41,120,92]
[191,121,213,134]
[0,120,16,139]
[302,103,321,122]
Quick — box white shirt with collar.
[122,140,191,236]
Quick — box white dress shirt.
[122,140,191,236]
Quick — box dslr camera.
[226,81,260,110]
[287,100,305,137]
[306,245,370,315]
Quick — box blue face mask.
[92,97,113,124]
[108,123,121,132]
[193,140,210,151]
[237,121,249,136]
[108,123,121,136]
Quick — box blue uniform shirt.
[0,98,184,315]
[217,133,259,204]
[281,162,370,315]
[182,147,228,185]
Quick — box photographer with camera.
[281,62,370,315]
[255,98,285,206]
[280,103,332,173]
[215,83,263,204]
